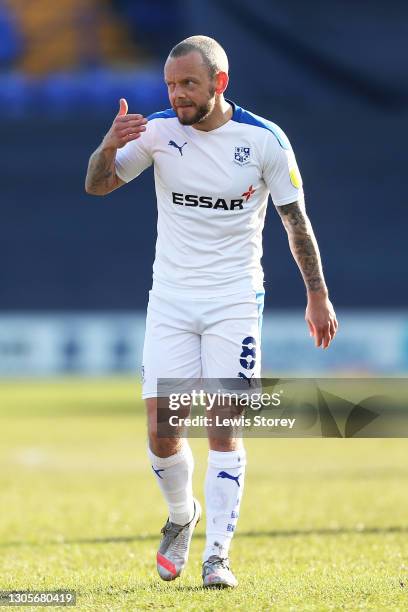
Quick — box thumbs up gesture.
[102,98,148,150]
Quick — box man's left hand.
[305,293,338,349]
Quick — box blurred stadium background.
[1,0,407,376]
[1,3,408,608]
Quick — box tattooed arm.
[275,201,338,348]
[85,98,147,196]
[85,146,125,196]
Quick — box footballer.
[85,35,338,588]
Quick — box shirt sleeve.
[262,129,304,206]
[115,122,153,183]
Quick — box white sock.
[203,448,246,561]
[148,443,195,526]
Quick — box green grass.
[0,379,408,611]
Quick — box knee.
[145,397,186,457]
[148,431,182,458]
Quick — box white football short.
[141,287,265,399]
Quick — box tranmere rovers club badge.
[234,146,251,165]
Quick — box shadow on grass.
[1,525,408,548]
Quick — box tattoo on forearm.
[276,201,326,293]
[86,148,115,193]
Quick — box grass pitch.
[0,378,407,611]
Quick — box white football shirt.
[115,100,304,297]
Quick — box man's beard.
[176,90,216,126]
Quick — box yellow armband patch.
[290,167,301,189]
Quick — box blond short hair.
[168,35,229,77]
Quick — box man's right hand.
[101,98,148,150]
[85,98,146,195]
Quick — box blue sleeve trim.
[229,100,290,150]
[147,108,177,121]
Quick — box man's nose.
[173,84,187,99]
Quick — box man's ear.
[215,71,229,95]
